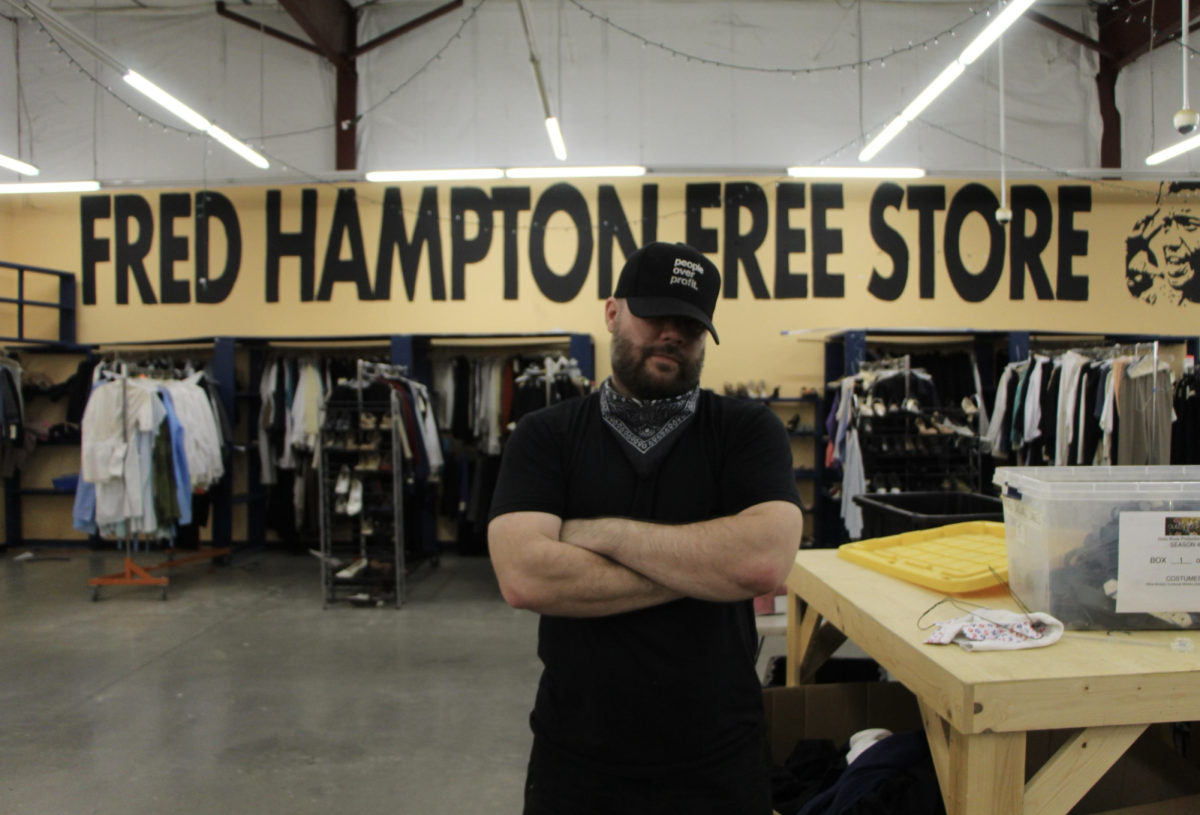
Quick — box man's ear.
[604,298,620,334]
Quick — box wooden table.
[785,551,1200,815]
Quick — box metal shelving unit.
[317,384,406,609]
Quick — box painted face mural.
[1127,182,1200,307]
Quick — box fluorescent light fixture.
[124,71,211,131]
[0,154,39,176]
[901,62,966,122]
[788,167,926,179]
[207,126,270,170]
[0,181,102,194]
[859,118,911,162]
[1146,134,1200,165]
[545,118,568,161]
[123,71,269,169]
[366,169,506,182]
[859,0,1037,162]
[505,166,647,179]
[960,0,1038,65]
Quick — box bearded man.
[488,241,802,815]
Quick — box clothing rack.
[83,363,232,600]
[991,339,1181,468]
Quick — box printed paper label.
[1116,512,1200,612]
[1002,496,1042,530]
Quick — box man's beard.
[611,331,704,400]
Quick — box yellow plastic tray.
[837,521,1008,593]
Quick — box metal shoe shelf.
[317,392,406,609]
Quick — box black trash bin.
[852,492,1004,539]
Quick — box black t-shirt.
[489,388,801,773]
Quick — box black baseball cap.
[613,242,721,344]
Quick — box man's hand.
[559,501,802,602]
[489,511,683,617]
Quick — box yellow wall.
[2,177,1196,398]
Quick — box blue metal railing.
[0,260,77,346]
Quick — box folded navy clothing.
[797,731,944,815]
[771,739,845,815]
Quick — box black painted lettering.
[80,196,110,306]
[493,187,532,300]
[722,182,770,299]
[195,191,241,305]
[642,185,659,246]
[114,195,157,305]
[375,187,446,302]
[159,193,191,304]
[450,187,494,301]
[774,183,807,299]
[685,183,721,254]
[598,185,639,299]
[907,186,945,299]
[1057,186,1090,301]
[266,189,317,302]
[1009,185,1055,300]
[812,184,844,298]
[868,183,909,302]
[944,184,1005,303]
[529,183,593,303]
[317,188,372,301]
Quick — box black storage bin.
[852,492,1004,539]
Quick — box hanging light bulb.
[1175,0,1199,134]
[996,33,1012,225]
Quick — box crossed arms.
[488,501,802,617]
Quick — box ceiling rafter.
[215,0,464,171]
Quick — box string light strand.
[565,0,994,75]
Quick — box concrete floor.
[0,550,542,815]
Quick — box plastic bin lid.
[994,466,1200,499]
[837,521,1007,593]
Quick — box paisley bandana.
[600,378,700,478]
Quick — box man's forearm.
[489,515,683,617]
[560,502,802,602]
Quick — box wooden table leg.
[785,589,808,687]
[785,589,847,686]
[947,728,1026,815]
[924,700,1025,815]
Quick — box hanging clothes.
[1172,371,1200,464]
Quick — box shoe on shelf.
[360,412,378,430]
[961,396,979,417]
[887,473,903,493]
[786,414,801,432]
[903,398,921,414]
[735,382,750,399]
[379,412,393,430]
[873,401,887,417]
[361,517,375,536]
[336,558,368,580]
[347,478,364,516]
[771,385,781,399]
[335,465,351,495]
[335,495,348,515]
[724,382,735,396]
[335,412,352,433]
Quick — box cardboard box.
[762,681,922,764]
[763,683,1200,815]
